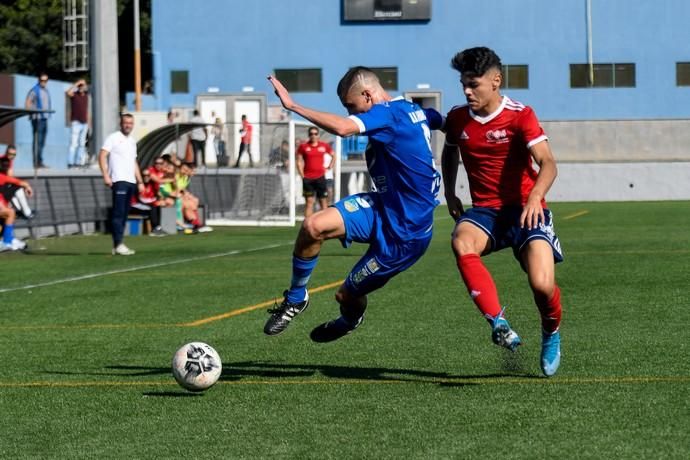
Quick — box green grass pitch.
[1,202,688,458]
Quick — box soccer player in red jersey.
[297,128,334,217]
[441,47,564,376]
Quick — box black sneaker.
[149,227,167,237]
[264,291,310,336]
[310,315,364,343]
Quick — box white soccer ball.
[172,342,222,392]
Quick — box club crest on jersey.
[485,129,509,144]
[343,199,360,212]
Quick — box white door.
[234,100,261,166]
[200,99,227,167]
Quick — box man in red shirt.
[442,47,564,377]
[234,114,254,167]
[66,79,89,168]
[297,127,334,218]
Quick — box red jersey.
[147,165,165,194]
[445,96,548,209]
[297,141,333,180]
[131,181,158,205]
[0,173,22,187]
[240,119,252,144]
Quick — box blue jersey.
[348,98,443,241]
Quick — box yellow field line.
[179,280,344,327]
[562,210,590,220]
[1,375,688,389]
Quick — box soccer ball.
[171,342,222,392]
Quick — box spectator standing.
[24,72,51,168]
[212,117,227,166]
[269,140,290,170]
[234,114,254,167]
[324,149,335,201]
[189,109,207,167]
[297,128,334,218]
[66,79,90,168]
[98,113,145,256]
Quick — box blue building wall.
[151,0,690,120]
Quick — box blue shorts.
[334,193,432,297]
[458,206,564,267]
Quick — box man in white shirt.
[189,109,207,167]
[98,113,145,255]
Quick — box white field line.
[0,242,292,294]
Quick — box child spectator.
[129,169,167,236]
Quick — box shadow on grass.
[45,361,539,392]
[84,361,538,384]
[142,391,203,398]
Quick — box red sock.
[535,285,562,334]
[191,211,201,227]
[457,254,502,320]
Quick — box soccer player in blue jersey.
[265,67,443,342]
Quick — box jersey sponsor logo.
[460,131,469,140]
[408,109,428,124]
[351,257,381,285]
[485,129,509,144]
[470,289,481,299]
[356,195,373,208]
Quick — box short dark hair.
[337,66,378,99]
[450,47,502,78]
[193,109,200,116]
[5,144,16,153]
[121,112,134,120]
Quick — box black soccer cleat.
[310,315,364,343]
[264,291,310,336]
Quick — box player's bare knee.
[452,237,478,257]
[301,216,324,241]
[529,275,554,299]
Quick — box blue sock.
[286,254,319,303]
[2,224,14,244]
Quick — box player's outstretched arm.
[268,76,359,137]
[442,143,464,219]
[520,140,558,229]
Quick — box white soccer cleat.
[9,238,27,251]
[112,244,136,256]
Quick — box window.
[274,68,322,92]
[170,70,189,93]
[343,0,431,21]
[677,62,690,86]
[370,67,398,91]
[501,65,528,89]
[570,63,635,88]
